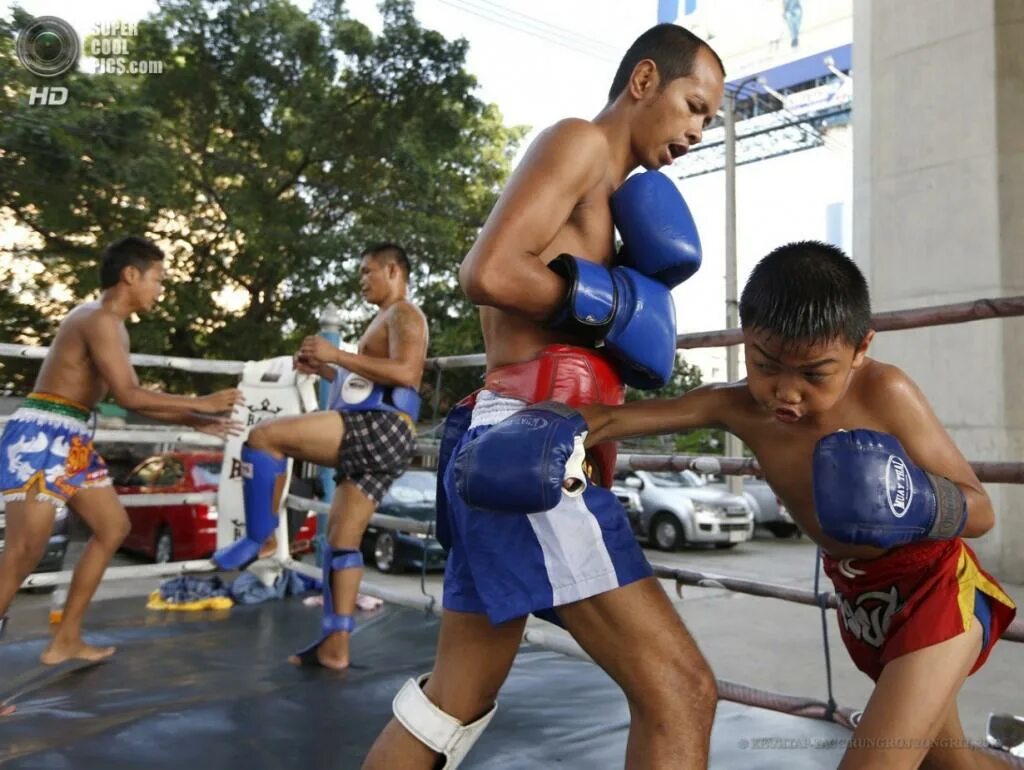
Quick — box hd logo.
[28,86,68,106]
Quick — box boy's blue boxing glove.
[812,429,967,549]
[454,402,589,514]
[611,170,702,288]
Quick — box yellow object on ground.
[146,590,234,612]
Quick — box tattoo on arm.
[390,304,421,350]
[389,303,427,382]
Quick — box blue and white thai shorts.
[0,392,110,508]
[440,391,653,626]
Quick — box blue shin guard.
[294,548,363,666]
[213,445,287,570]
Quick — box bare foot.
[288,631,350,670]
[40,638,116,665]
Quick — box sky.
[14,0,651,138]
[7,0,854,378]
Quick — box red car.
[117,451,318,563]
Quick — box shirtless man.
[213,242,428,671]
[474,241,1018,770]
[364,24,725,770]
[0,236,242,675]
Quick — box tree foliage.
[0,0,524,399]
[620,355,725,455]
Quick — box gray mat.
[0,596,850,768]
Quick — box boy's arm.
[875,366,994,537]
[581,384,729,446]
[455,385,731,514]
[458,119,609,320]
[297,304,427,389]
[85,313,241,415]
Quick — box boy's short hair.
[364,242,410,281]
[739,240,872,348]
[608,23,725,103]
[99,236,164,289]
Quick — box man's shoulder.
[66,304,129,353]
[67,301,120,326]
[532,118,610,162]
[543,117,604,140]
[383,300,427,330]
[389,299,426,318]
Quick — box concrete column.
[853,0,1024,580]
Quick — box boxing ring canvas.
[0,597,851,769]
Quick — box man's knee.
[396,673,497,768]
[96,514,131,549]
[424,672,501,724]
[114,515,131,544]
[631,650,717,714]
[0,536,48,571]
[668,654,717,705]
[327,483,379,546]
[246,423,275,451]
[326,517,373,550]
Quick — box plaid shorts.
[335,410,415,504]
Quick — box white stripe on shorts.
[528,494,619,605]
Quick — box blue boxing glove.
[605,265,676,389]
[611,170,702,287]
[812,429,967,549]
[548,255,676,389]
[454,402,590,513]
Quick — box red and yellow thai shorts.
[0,392,110,506]
[823,538,1016,681]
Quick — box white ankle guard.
[392,673,496,768]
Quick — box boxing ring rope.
[672,294,1024,349]
[3,294,1023,375]
[653,565,1024,644]
[4,292,1024,748]
[403,292,1024,367]
[617,453,1024,486]
[0,343,245,375]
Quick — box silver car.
[706,477,800,538]
[615,469,754,551]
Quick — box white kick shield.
[215,356,319,550]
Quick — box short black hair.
[363,242,410,281]
[608,23,725,102]
[99,236,164,289]
[739,241,871,348]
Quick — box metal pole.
[723,90,744,497]
[315,303,342,563]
